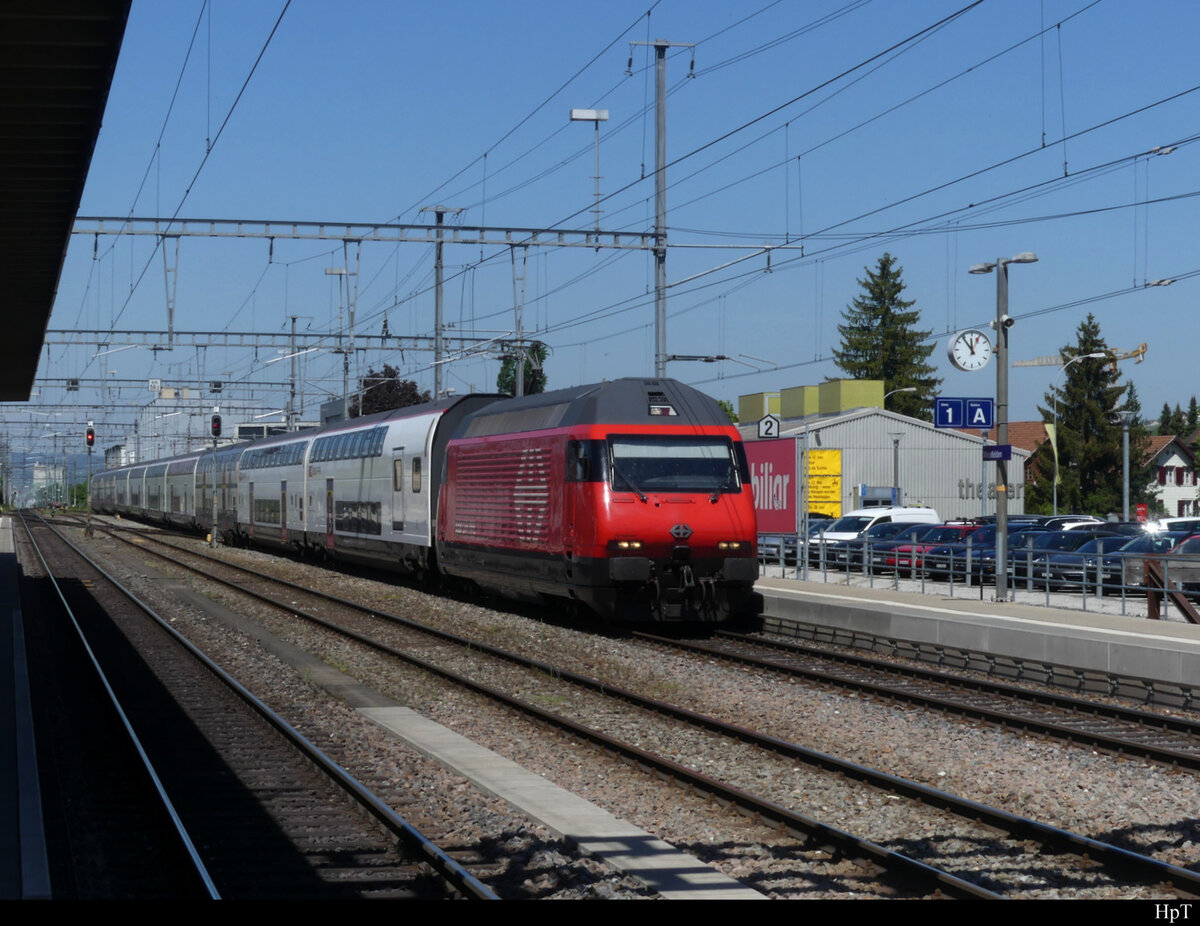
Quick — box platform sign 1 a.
[935,397,994,429]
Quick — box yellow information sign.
[804,449,842,518]
[806,449,841,476]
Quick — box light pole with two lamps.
[884,387,918,506]
[969,252,1039,602]
[1118,409,1134,522]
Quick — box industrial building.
[739,380,1029,527]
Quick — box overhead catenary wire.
[21,0,1198,453]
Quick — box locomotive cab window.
[567,439,607,482]
[608,435,744,494]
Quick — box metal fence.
[758,532,1200,620]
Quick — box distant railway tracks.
[71,516,1200,899]
[19,512,496,900]
[641,631,1200,772]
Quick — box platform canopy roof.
[0,1,130,400]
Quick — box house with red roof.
[1147,435,1197,517]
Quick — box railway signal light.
[85,426,95,447]
[210,413,222,437]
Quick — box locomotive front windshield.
[608,435,746,494]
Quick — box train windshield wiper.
[709,464,735,503]
[611,462,648,502]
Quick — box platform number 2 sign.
[758,414,781,439]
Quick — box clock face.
[948,329,993,371]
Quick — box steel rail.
[93,523,1200,897]
[34,514,498,900]
[649,630,1200,772]
[17,513,221,899]
[89,523,999,898]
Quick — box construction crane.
[1013,342,1147,369]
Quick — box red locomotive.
[436,378,759,621]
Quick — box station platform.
[756,574,1200,705]
[0,515,50,898]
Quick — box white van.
[811,506,941,547]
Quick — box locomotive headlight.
[610,539,643,551]
[718,540,746,552]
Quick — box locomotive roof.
[455,378,731,439]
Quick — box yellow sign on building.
[805,449,842,517]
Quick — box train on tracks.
[90,378,759,622]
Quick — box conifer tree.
[1159,402,1174,435]
[1187,396,1198,434]
[832,253,941,419]
[1158,402,1186,435]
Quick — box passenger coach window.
[393,459,404,492]
[411,458,422,493]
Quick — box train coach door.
[325,478,335,549]
[280,480,288,544]
[247,482,255,540]
[391,448,405,533]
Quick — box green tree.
[717,399,738,424]
[1158,402,1174,435]
[1027,315,1136,515]
[1159,402,1186,435]
[497,341,548,396]
[832,253,941,419]
[349,364,431,417]
[1188,396,1198,434]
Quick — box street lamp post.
[1118,410,1134,521]
[889,431,903,505]
[970,252,1038,602]
[884,389,917,507]
[883,385,918,409]
[1052,351,1108,515]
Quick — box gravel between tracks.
[84,527,1200,898]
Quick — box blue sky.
[27,0,1200,449]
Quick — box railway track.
[77,518,1200,899]
[636,630,1200,771]
[19,512,497,900]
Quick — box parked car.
[1146,517,1200,534]
[808,506,940,565]
[1160,534,1200,598]
[922,522,1047,582]
[759,515,834,565]
[1030,533,1174,591]
[1097,521,1153,537]
[867,523,980,574]
[823,520,930,571]
[1004,529,1126,580]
